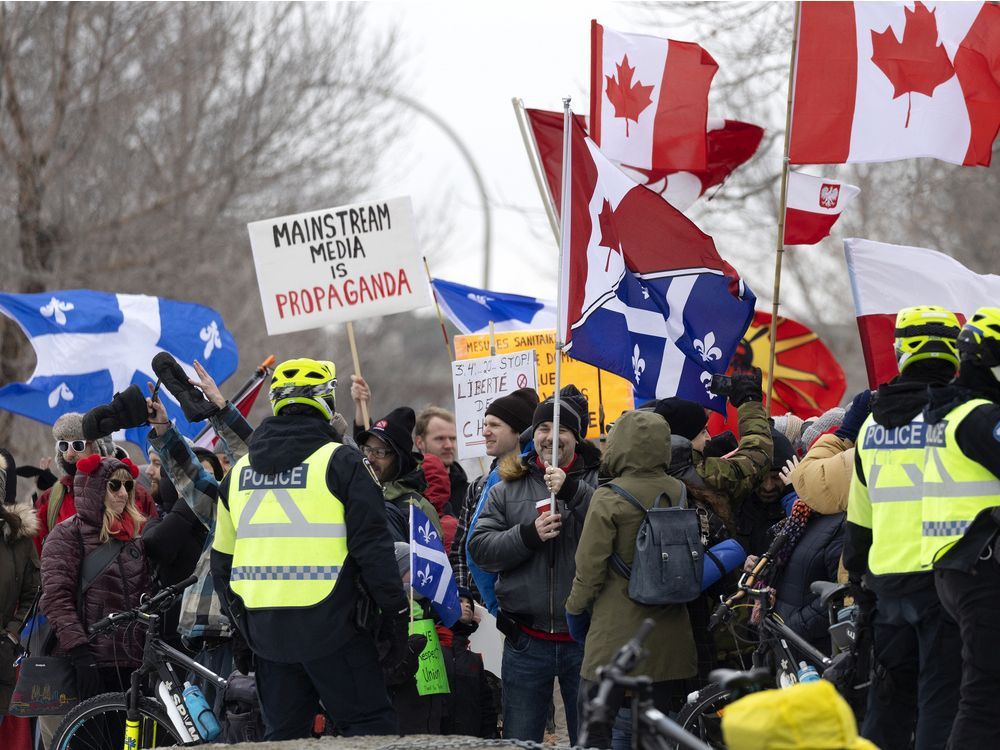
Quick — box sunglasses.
[56,440,87,453]
[361,445,393,459]
[107,479,134,493]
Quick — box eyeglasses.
[56,440,87,453]
[107,479,134,493]
[361,445,392,459]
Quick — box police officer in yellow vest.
[921,308,1000,748]
[844,306,963,750]
[211,358,409,740]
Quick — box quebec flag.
[431,278,556,335]
[0,290,238,447]
[409,503,462,627]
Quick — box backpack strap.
[606,483,648,512]
[607,484,647,581]
[47,480,66,532]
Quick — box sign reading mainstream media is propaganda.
[247,197,431,335]
[451,351,538,460]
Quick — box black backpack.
[608,482,706,605]
[220,671,266,743]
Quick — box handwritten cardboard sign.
[410,617,450,696]
[247,196,431,334]
[452,351,537,460]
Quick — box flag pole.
[422,256,455,364]
[765,0,802,417]
[408,503,415,624]
[551,96,572,505]
[488,320,497,356]
[346,321,370,428]
[512,97,561,245]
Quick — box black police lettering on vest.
[239,464,309,490]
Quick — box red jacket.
[39,458,153,666]
[34,474,157,555]
[422,454,458,553]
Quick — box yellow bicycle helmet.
[957,307,1000,369]
[894,305,961,373]
[269,358,337,419]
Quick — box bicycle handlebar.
[89,575,199,634]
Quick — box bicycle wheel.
[675,683,731,749]
[51,693,184,750]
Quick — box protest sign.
[452,351,537,460]
[454,329,634,437]
[247,196,431,335]
[410,617,450,696]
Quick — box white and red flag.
[530,109,755,412]
[790,1,1000,166]
[783,172,860,245]
[844,238,1000,386]
[591,20,718,171]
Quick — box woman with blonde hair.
[39,454,153,731]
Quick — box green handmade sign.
[410,617,450,696]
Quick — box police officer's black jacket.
[211,413,407,663]
[923,366,1000,572]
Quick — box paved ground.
[205,736,572,749]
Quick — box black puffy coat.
[40,457,153,666]
[773,512,846,652]
[440,623,497,738]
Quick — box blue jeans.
[501,632,584,745]
[862,582,961,750]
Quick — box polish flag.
[844,238,1000,386]
[783,172,860,245]
[591,20,718,171]
[790,2,1000,166]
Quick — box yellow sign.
[453,329,634,437]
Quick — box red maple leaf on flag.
[605,55,654,137]
[870,1,955,128]
[597,199,621,272]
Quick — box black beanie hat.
[358,406,416,461]
[771,428,795,471]
[532,384,590,440]
[485,388,540,435]
[649,398,708,441]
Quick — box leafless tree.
[0,1,408,457]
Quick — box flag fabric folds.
[0,290,238,446]
[532,109,756,412]
[618,119,765,212]
[430,278,556,335]
[844,238,1000,386]
[591,20,718,171]
[783,172,860,245]
[409,503,463,628]
[790,1,1000,166]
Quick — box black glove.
[70,645,101,699]
[378,608,410,673]
[729,374,764,407]
[836,390,874,442]
[231,631,254,675]
[152,352,219,423]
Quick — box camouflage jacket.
[694,401,773,508]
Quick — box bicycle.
[50,574,229,749]
[675,531,856,747]
[579,618,712,750]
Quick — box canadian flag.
[844,238,1000,386]
[790,1,1000,166]
[591,20,718,171]
[783,172,860,245]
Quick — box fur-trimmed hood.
[1,500,39,542]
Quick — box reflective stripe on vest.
[855,413,929,576]
[226,442,347,609]
[920,399,1000,567]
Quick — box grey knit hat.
[52,412,114,474]
[772,413,805,447]
[394,542,410,577]
[800,407,846,453]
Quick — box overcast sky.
[361,2,634,301]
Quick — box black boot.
[151,353,220,423]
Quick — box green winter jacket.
[382,458,443,536]
[694,401,773,509]
[566,410,697,682]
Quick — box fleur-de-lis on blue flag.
[409,503,462,627]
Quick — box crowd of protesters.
[2,304,1000,750]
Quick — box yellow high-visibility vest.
[921,399,1000,567]
[849,413,929,575]
[213,442,348,609]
